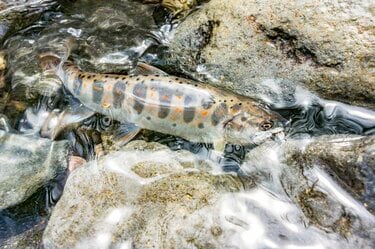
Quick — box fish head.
[224,106,288,145]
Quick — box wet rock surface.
[43,141,254,248]
[0,0,57,43]
[243,138,375,246]
[154,0,375,108]
[285,135,375,214]
[0,130,69,209]
[43,140,375,249]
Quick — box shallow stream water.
[0,0,374,248]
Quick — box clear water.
[0,0,374,248]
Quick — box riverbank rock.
[156,0,375,108]
[44,139,375,248]
[0,0,57,44]
[0,131,69,209]
[241,137,375,245]
[43,141,255,248]
[275,135,375,240]
[286,135,375,214]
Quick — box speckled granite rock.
[286,135,375,214]
[0,131,69,209]
[43,141,253,249]
[155,0,375,108]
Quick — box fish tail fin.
[36,52,64,97]
[36,37,76,96]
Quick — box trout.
[40,55,287,151]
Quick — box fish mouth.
[250,126,286,145]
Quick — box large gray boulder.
[0,130,69,209]
[156,0,375,108]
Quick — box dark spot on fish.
[231,104,242,112]
[239,103,242,105]
[133,82,147,114]
[183,95,195,123]
[73,76,83,95]
[122,77,126,80]
[151,78,155,81]
[172,123,176,127]
[115,77,119,80]
[194,84,198,87]
[212,103,228,126]
[105,75,109,78]
[175,77,179,81]
[224,100,227,103]
[146,116,151,120]
[241,117,247,122]
[231,99,233,102]
[198,123,204,129]
[158,87,173,119]
[92,80,104,104]
[155,75,160,77]
[136,78,140,81]
[87,76,92,79]
[113,81,126,108]
[168,80,172,83]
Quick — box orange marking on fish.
[176,107,183,113]
[201,110,209,117]
[162,95,169,101]
[106,85,112,91]
[177,96,182,100]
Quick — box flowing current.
[0,0,374,248]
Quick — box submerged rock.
[289,135,375,214]
[43,140,254,248]
[0,130,69,209]
[156,0,375,108]
[242,137,375,244]
[0,0,57,44]
[44,140,375,248]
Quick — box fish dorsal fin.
[131,62,169,76]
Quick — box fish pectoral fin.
[131,62,169,76]
[213,139,226,154]
[113,122,142,147]
[41,105,95,139]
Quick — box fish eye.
[260,120,273,131]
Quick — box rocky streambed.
[0,0,374,248]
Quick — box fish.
[39,54,287,152]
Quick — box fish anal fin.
[113,122,141,147]
[131,62,169,76]
[213,138,226,154]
